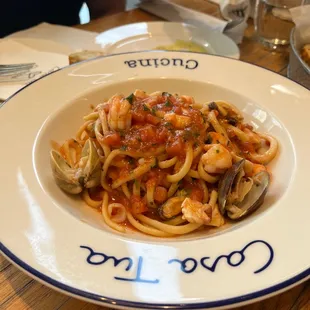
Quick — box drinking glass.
[254,0,306,50]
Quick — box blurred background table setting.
[1,1,310,309]
[1,0,310,103]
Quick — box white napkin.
[0,39,68,100]
[7,22,99,51]
[139,0,250,43]
[0,23,100,101]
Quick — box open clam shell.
[218,159,245,215]
[50,139,101,194]
[218,160,270,220]
[50,150,83,194]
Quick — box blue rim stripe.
[1,51,309,308]
[1,242,309,309]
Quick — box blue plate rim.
[1,242,309,309]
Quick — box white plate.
[96,22,240,59]
[0,51,309,309]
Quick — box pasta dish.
[50,90,278,237]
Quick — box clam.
[50,139,101,194]
[218,160,270,220]
[158,197,185,220]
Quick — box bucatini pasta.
[50,90,278,237]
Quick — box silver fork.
[0,63,37,82]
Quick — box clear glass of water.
[254,0,305,50]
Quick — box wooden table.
[1,4,309,310]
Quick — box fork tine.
[0,67,33,73]
[0,69,31,76]
[0,63,36,76]
[0,63,36,69]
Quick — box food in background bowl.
[69,50,105,64]
[301,44,310,67]
[155,39,209,53]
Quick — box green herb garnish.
[120,145,128,151]
[164,101,172,107]
[143,104,151,112]
[151,107,157,115]
[162,92,171,97]
[126,93,135,104]
[151,159,158,168]
[164,122,173,128]
[205,134,212,144]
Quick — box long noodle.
[167,144,193,183]
[82,189,102,208]
[158,156,178,169]
[127,212,174,237]
[136,214,202,235]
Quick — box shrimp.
[108,95,132,131]
[201,144,232,174]
[181,198,211,225]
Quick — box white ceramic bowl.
[0,51,309,309]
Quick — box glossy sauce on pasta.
[51,90,278,237]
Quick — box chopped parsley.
[183,130,192,142]
[151,107,157,115]
[178,188,192,197]
[216,149,220,154]
[162,92,171,97]
[119,130,125,138]
[164,122,173,130]
[120,145,128,151]
[205,134,212,144]
[128,157,134,165]
[164,101,172,107]
[143,104,151,112]
[151,159,158,168]
[126,93,135,104]
[200,112,207,123]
